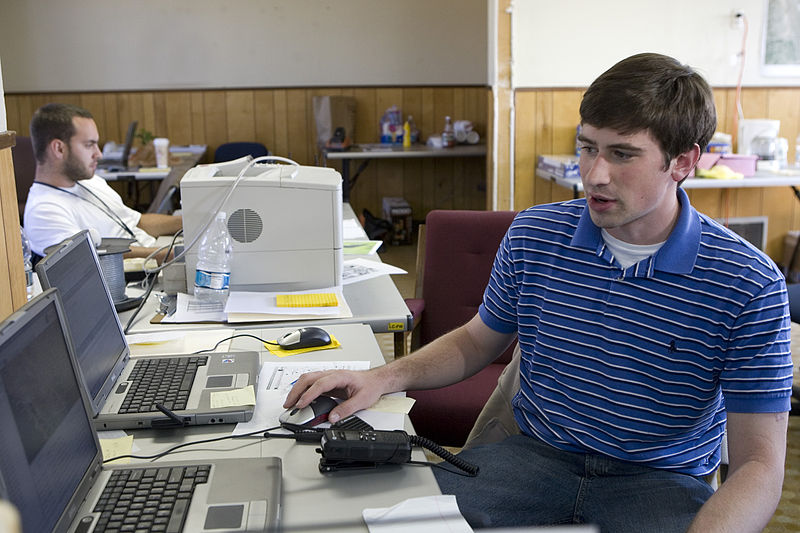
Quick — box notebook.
[36,230,260,430]
[97,120,138,171]
[0,290,282,533]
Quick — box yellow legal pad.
[276,292,339,308]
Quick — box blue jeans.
[433,435,714,532]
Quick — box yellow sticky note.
[265,335,341,357]
[368,395,416,414]
[100,435,134,464]
[210,385,256,409]
[276,293,338,307]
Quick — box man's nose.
[582,155,611,187]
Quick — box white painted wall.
[512,0,800,88]
[0,0,488,92]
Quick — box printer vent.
[227,208,263,243]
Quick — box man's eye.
[613,151,633,160]
[580,145,597,154]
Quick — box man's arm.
[124,246,173,265]
[137,213,182,237]
[284,313,517,424]
[687,411,788,532]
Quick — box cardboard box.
[382,197,413,245]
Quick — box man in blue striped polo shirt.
[285,53,793,532]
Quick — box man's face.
[577,124,683,245]
[62,117,101,182]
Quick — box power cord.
[192,333,279,354]
[101,425,280,464]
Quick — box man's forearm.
[687,458,783,532]
[137,214,182,237]
[380,314,515,393]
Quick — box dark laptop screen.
[37,232,128,404]
[0,293,98,533]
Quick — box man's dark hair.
[580,53,716,170]
[29,103,94,164]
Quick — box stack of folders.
[537,154,580,178]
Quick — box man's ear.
[48,138,67,161]
[672,144,701,182]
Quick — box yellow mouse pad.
[265,335,342,357]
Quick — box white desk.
[323,143,487,201]
[124,323,441,533]
[120,203,413,352]
[536,164,800,199]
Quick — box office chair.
[12,136,36,223]
[213,142,269,163]
[405,209,518,447]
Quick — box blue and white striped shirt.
[479,188,793,476]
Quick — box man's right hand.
[282,367,390,424]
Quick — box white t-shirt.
[601,229,665,269]
[23,175,156,256]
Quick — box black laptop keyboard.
[119,356,208,414]
[92,465,211,532]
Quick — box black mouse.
[279,395,338,429]
[278,327,332,350]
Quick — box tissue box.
[693,153,757,177]
[537,155,580,178]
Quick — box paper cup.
[153,137,170,168]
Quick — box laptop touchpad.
[206,375,233,388]
[204,504,244,529]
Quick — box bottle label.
[195,269,230,290]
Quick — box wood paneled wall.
[0,133,27,320]
[4,87,489,221]
[513,86,800,264]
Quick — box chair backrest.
[12,136,36,219]
[418,209,517,362]
[213,142,269,163]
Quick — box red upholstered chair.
[12,136,36,224]
[405,209,518,447]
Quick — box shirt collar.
[572,187,700,274]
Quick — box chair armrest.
[404,298,425,329]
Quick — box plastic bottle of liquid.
[407,115,419,144]
[20,226,33,300]
[194,211,232,306]
[403,120,411,148]
[795,134,800,168]
[442,116,455,148]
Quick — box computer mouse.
[279,395,339,428]
[278,327,332,350]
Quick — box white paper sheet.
[342,258,406,285]
[231,361,405,435]
[363,495,473,533]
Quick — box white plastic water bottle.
[20,226,33,300]
[194,211,232,306]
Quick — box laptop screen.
[0,291,100,533]
[36,231,129,408]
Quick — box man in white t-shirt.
[23,103,181,262]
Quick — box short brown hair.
[30,103,94,163]
[580,53,716,169]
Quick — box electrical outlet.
[731,9,745,29]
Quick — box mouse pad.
[264,335,342,357]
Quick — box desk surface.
[120,203,412,337]
[536,160,800,193]
[96,145,207,182]
[324,143,486,160]
[124,323,440,533]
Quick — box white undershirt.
[601,229,665,269]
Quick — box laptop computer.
[0,289,282,533]
[98,120,138,171]
[36,230,260,430]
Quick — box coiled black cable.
[410,434,479,476]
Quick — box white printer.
[180,158,343,293]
